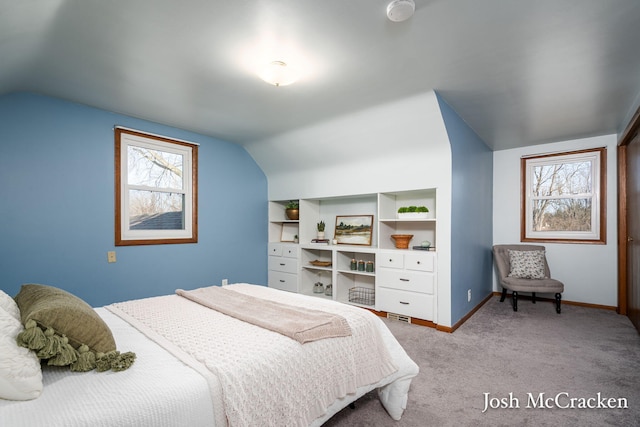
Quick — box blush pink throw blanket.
[176,286,352,343]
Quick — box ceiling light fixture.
[386,0,415,22]
[259,60,297,87]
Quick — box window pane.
[129,190,184,230]
[128,145,183,189]
[532,198,592,232]
[522,147,604,243]
[532,160,592,196]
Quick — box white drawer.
[378,269,434,294]
[377,287,434,320]
[404,252,435,272]
[378,252,404,269]
[268,243,283,256]
[282,245,298,258]
[268,256,298,274]
[268,271,298,292]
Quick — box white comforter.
[0,308,215,427]
[108,284,407,427]
[0,284,419,426]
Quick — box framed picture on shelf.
[335,215,374,246]
[280,223,298,242]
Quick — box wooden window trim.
[115,128,198,246]
[520,147,606,244]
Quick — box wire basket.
[348,287,375,306]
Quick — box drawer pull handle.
[389,259,393,262]
[400,278,410,282]
[417,261,421,264]
[399,301,410,305]
[279,279,285,283]
[279,263,286,266]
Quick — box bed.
[0,283,419,426]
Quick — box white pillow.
[0,308,43,400]
[0,290,20,321]
[507,250,547,279]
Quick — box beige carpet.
[324,296,640,426]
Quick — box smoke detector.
[386,0,415,22]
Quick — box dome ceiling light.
[259,60,297,87]
[386,0,415,22]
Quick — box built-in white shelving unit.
[378,189,437,250]
[267,189,438,323]
[268,200,299,244]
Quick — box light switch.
[107,251,117,263]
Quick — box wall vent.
[387,312,411,323]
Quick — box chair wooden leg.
[500,287,507,302]
[555,293,562,314]
[512,291,518,312]
[532,292,536,304]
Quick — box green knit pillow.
[14,284,135,372]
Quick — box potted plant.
[317,220,326,239]
[285,200,299,220]
[397,205,429,219]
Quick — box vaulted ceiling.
[2,0,640,150]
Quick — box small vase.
[317,231,325,239]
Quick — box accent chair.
[492,244,564,313]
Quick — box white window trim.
[521,148,606,244]
[115,128,198,246]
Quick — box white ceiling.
[2,0,640,150]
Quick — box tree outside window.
[521,147,606,244]
[115,128,198,246]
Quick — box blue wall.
[0,92,268,306]
[436,94,494,324]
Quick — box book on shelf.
[310,239,330,245]
[412,245,436,251]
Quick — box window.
[115,128,198,246]
[521,147,606,244]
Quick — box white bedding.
[0,308,215,426]
[0,284,419,426]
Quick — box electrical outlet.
[221,279,228,286]
[467,289,472,302]
[107,251,116,263]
